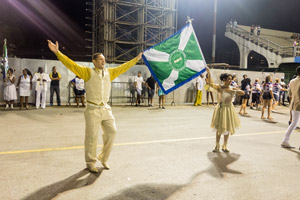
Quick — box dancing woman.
[206,67,244,152]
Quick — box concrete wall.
[0,57,284,106]
[225,31,282,68]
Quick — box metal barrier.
[110,82,175,106]
[67,81,176,106]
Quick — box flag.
[1,39,9,79]
[142,22,207,95]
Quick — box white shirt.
[252,82,261,94]
[196,77,204,90]
[32,73,51,91]
[272,83,282,95]
[75,77,85,91]
[134,76,144,90]
[231,80,238,88]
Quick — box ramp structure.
[225,24,300,68]
[92,0,178,63]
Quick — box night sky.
[1,0,299,64]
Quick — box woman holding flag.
[206,67,244,152]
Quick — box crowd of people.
[2,66,85,109]
[193,72,290,121]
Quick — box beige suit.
[283,76,300,143]
[56,51,139,167]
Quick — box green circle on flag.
[169,49,186,71]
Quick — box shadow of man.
[284,148,300,161]
[22,168,103,200]
[207,152,242,178]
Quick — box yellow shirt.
[56,51,139,105]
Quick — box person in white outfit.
[32,67,51,109]
[17,68,32,109]
[281,66,300,148]
[3,68,17,109]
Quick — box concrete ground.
[0,104,300,200]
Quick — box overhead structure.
[93,0,178,63]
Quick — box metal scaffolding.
[93,0,178,63]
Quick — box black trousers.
[50,86,61,105]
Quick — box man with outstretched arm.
[48,40,142,173]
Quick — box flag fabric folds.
[142,22,207,95]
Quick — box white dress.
[4,75,17,101]
[19,75,31,96]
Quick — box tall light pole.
[212,0,217,63]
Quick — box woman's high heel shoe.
[212,143,220,153]
[222,144,230,153]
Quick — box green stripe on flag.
[148,61,172,83]
[174,67,198,85]
[183,33,202,60]
[153,33,181,54]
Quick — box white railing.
[226,24,300,57]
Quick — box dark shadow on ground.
[100,183,181,200]
[22,168,103,200]
[206,152,242,178]
[239,114,251,118]
[100,152,242,200]
[284,148,300,161]
[262,119,278,124]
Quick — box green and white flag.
[1,39,9,79]
[142,22,206,94]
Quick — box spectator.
[134,71,145,106]
[194,74,204,106]
[281,66,300,148]
[279,78,287,105]
[230,74,239,105]
[71,76,85,107]
[250,78,261,110]
[205,73,215,106]
[250,25,254,35]
[32,67,51,109]
[260,75,274,120]
[293,40,299,47]
[156,82,165,109]
[145,75,156,107]
[49,66,61,106]
[233,19,237,28]
[3,68,17,109]
[229,19,233,28]
[257,25,261,36]
[272,78,287,111]
[17,68,32,109]
[239,78,251,115]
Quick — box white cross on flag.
[142,22,207,94]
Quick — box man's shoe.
[86,164,98,173]
[101,162,110,169]
[97,155,110,169]
[281,141,295,149]
[49,104,53,107]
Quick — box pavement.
[0,104,300,200]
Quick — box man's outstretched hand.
[47,40,59,54]
[137,52,143,61]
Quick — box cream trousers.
[84,104,117,166]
